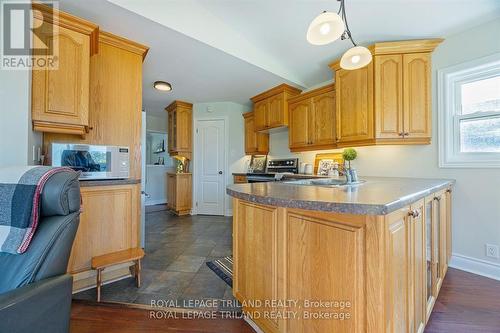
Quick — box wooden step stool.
[91,248,145,302]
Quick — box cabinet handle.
[446,189,452,194]
[399,132,404,137]
[404,132,409,136]
[434,197,441,202]
[409,209,420,218]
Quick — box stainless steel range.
[246,158,299,183]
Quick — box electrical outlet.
[486,244,499,259]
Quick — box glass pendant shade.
[340,46,372,70]
[307,11,345,45]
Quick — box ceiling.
[57,0,500,116]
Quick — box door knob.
[218,171,223,175]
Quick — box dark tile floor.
[73,206,238,311]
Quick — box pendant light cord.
[338,0,357,47]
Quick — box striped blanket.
[0,166,73,254]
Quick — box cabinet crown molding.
[242,111,254,119]
[250,83,302,103]
[329,38,443,70]
[165,100,193,112]
[32,2,99,55]
[99,31,149,61]
[287,83,335,104]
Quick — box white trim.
[225,208,233,217]
[145,199,167,206]
[449,253,500,281]
[193,117,229,216]
[438,52,500,168]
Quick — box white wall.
[193,102,251,216]
[0,69,41,167]
[268,19,500,280]
[144,113,173,205]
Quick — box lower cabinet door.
[284,210,364,333]
[410,200,426,333]
[233,200,280,333]
[385,208,410,333]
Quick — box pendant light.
[307,0,372,70]
[306,11,345,45]
[337,0,372,70]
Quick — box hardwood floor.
[71,268,500,333]
[425,268,500,333]
[70,301,254,333]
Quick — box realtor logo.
[1,0,59,70]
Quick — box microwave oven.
[50,143,130,180]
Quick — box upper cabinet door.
[289,100,311,148]
[176,107,192,152]
[336,64,374,144]
[32,18,90,133]
[375,55,404,140]
[267,93,284,128]
[253,100,268,131]
[244,114,257,154]
[403,53,431,139]
[311,91,336,146]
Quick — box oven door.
[246,175,276,183]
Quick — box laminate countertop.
[226,177,455,215]
[79,179,141,187]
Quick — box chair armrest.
[0,274,73,333]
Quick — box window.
[438,53,500,167]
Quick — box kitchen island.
[227,177,454,333]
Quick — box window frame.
[438,53,500,168]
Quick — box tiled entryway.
[73,206,238,311]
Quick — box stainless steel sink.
[283,178,366,187]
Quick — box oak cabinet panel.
[403,53,431,139]
[284,211,362,333]
[167,173,192,216]
[288,101,311,149]
[267,93,285,128]
[68,184,140,273]
[335,64,374,144]
[312,91,336,146]
[233,201,279,333]
[251,84,301,131]
[375,55,404,139]
[31,9,97,136]
[243,112,269,155]
[254,100,269,131]
[166,101,193,159]
[288,84,336,152]
[330,39,441,147]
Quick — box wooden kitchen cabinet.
[167,172,192,216]
[243,112,269,155]
[31,4,98,136]
[232,185,452,333]
[424,189,451,322]
[233,200,281,333]
[68,184,140,274]
[288,84,336,152]
[166,101,193,159]
[385,200,426,333]
[329,39,441,147]
[250,84,301,131]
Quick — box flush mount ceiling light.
[307,0,372,70]
[154,81,172,92]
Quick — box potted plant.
[342,148,358,182]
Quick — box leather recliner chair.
[0,170,81,333]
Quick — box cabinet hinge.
[196,128,199,134]
[196,202,198,207]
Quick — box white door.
[196,119,225,215]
